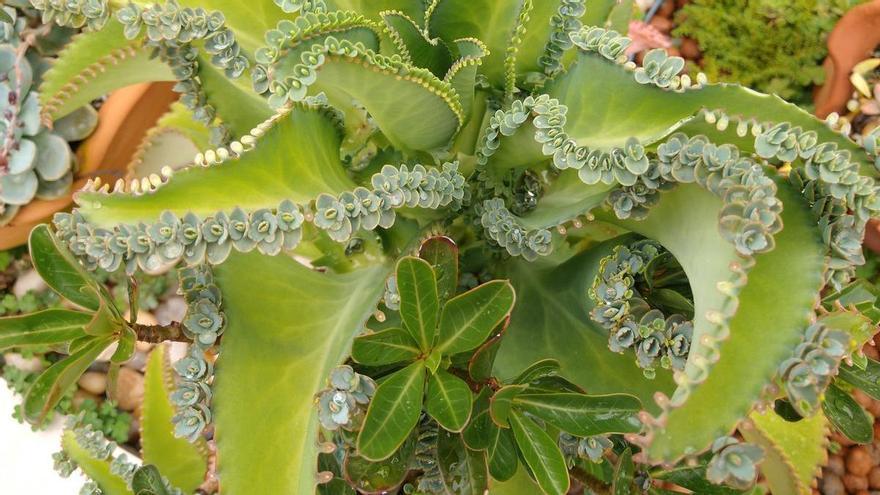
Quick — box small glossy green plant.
[2,0,880,494]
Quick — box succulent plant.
[0,1,98,226]
[3,1,880,494]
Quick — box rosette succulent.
[0,1,98,226]
[3,1,880,494]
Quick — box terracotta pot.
[814,0,880,118]
[0,82,177,250]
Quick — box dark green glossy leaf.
[823,383,873,444]
[526,376,586,394]
[426,369,473,432]
[487,425,518,482]
[611,448,634,495]
[512,359,561,385]
[24,336,113,423]
[437,280,515,355]
[463,387,493,451]
[437,429,489,494]
[110,326,136,363]
[654,467,744,494]
[344,432,416,494]
[509,411,570,495]
[467,318,508,382]
[358,361,427,460]
[489,384,527,428]
[419,236,459,303]
[397,257,440,351]
[352,327,422,366]
[512,392,642,436]
[839,358,880,400]
[29,224,106,312]
[0,309,90,351]
[131,465,171,495]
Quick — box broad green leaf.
[358,360,427,461]
[25,336,113,423]
[463,387,493,450]
[495,237,673,411]
[61,430,133,495]
[141,346,208,493]
[343,432,416,493]
[741,409,828,495]
[426,369,473,432]
[597,181,826,462]
[437,429,489,495]
[131,465,172,495]
[0,309,90,351]
[489,384,526,428]
[110,326,136,364]
[467,319,506,382]
[509,411,570,495]
[512,359,561,385]
[195,55,273,136]
[419,236,459,303]
[383,11,454,77]
[76,104,355,228]
[546,53,874,172]
[823,383,873,444]
[397,257,440,351]
[436,280,515,355]
[611,448,634,495]
[839,358,880,400]
[490,465,542,494]
[39,23,175,120]
[211,252,389,494]
[653,467,744,495]
[512,392,642,436]
[329,0,426,24]
[176,0,287,53]
[351,327,422,366]
[487,424,519,482]
[29,224,104,311]
[606,0,635,33]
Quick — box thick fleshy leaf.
[512,392,642,436]
[741,409,828,495]
[396,256,440,351]
[212,252,389,494]
[0,309,90,351]
[357,360,427,461]
[823,383,873,444]
[839,358,880,400]
[39,23,175,120]
[24,336,113,423]
[611,448,634,495]
[131,465,172,495]
[419,236,459,303]
[437,429,489,494]
[487,425,519,482]
[426,369,473,432]
[383,11,453,77]
[653,467,743,495]
[467,319,507,382]
[343,432,416,494]
[597,181,826,462]
[512,359,561,385]
[29,224,105,311]
[141,346,208,492]
[351,327,421,366]
[463,387,493,450]
[489,384,526,428]
[60,430,133,495]
[509,411,570,495]
[77,105,355,227]
[436,280,515,355]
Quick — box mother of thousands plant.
[3,0,880,493]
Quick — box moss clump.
[674,0,859,106]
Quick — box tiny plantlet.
[1,0,880,494]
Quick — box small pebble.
[12,269,46,298]
[114,367,144,412]
[845,473,869,492]
[72,390,101,410]
[869,467,880,489]
[77,371,107,395]
[822,473,845,495]
[679,37,701,60]
[3,353,44,373]
[827,455,846,476]
[848,446,873,477]
[155,296,187,326]
[649,15,673,34]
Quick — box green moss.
[674,0,861,107]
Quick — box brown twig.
[131,321,191,343]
